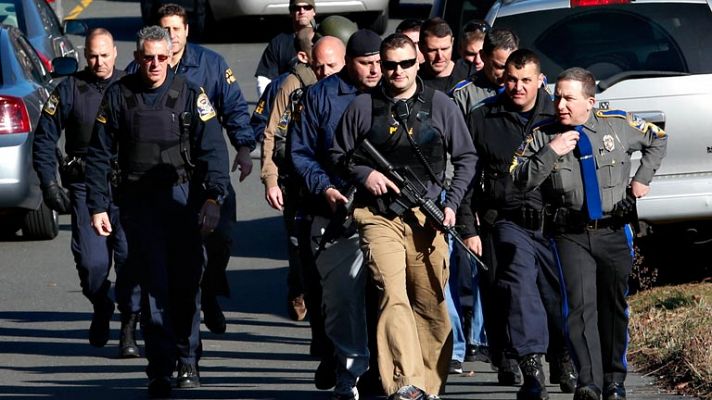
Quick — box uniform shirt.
[260,63,316,188]
[254,32,297,80]
[418,63,470,94]
[85,70,229,215]
[250,71,289,143]
[457,86,554,239]
[33,69,122,186]
[511,108,667,214]
[127,42,255,152]
[331,83,478,213]
[290,70,358,202]
[450,69,501,116]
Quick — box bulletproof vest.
[367,85,444,183]
[118,75,191,185]
[65,70,125,156]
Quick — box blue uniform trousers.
[553,226,633,390]
[492,220,556,357]
[118,182,204,379]
[68,182,137,313]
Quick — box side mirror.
[51,56,78,77]
[63,20,87,35]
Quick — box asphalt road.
[0,0,692,399]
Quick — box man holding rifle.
[331,33,477,400]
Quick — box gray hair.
[136,25,172,53]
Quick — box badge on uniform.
[196,92,216,121]
[602,134,615,152]
[389,120,399,135]
[43,93,59,116]
[225,68,236,85]
[96,102,107,124]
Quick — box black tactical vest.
[118,75,191,185]
[65,70,125,156]
[367,85,444,182]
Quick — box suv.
[436,0,712,240]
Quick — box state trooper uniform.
[512,108,667,398]
[458,86,576,397]
[32,68,140,355]
[127,42,255,336]
[85,69,229,386]
[450,69,502,117]
[331,79,478,397]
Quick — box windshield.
[493,3,712,81]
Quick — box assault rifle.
[359,138,487,271]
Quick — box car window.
[0,1,19,27]
[493,3,712,81]
[33,0,62,36]
[11,30,49,84]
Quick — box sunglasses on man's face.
[290,4,313,12]
[141,54,170,64]
[381,58,417,71]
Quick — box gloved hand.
[42,181,70,213]
[612,190,636,220]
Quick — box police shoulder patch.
[254,99,265,115]
[196,91,216,121]
[43,93,59,116]
[225,68,236,85]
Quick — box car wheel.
[367,8,388,35]
[140,0,156,25]
[22,202,59,240]
[389,0,399,15]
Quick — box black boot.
[119,313,140,358]
[497,355,522,385]
[550,349,577,393]
[202,294,226,334]
[89,298,114,348]
[517,354,549,400]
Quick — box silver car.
[437,0,712,239]
[0,24,75,239]
[141,0,390,36]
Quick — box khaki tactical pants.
[353,206,452,396]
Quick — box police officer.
[458,49,575,399]
[127,3,256,336]
[85,26,229,398]
[32,28,140,358]
[454,20,488,77]
[451,27,519,116]
[417,17,468,93]
[255,0,316,96]
[331,33,477,400]
[511,67,667,400]
[290,29,382,400]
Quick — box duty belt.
[496,208,544,231]
[546,207,623,233]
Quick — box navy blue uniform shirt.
[127,42,255,152]
[33,69,122,186]
[291,70,359,198]
[84,70,229,215]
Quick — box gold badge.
[196,92,216,121]
[225,68,236,85]
[43,93,59,116]
[96,102,107,123]
[602,134,615,152]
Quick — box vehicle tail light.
[571,0,630,6]
[36,50,53,72]
[0,95,31,134]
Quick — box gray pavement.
[0,0,694,398]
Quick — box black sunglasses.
[290,4,313,12]
[382,58,417,71]
[463,21,490,33]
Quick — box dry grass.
[628,283,712,399]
